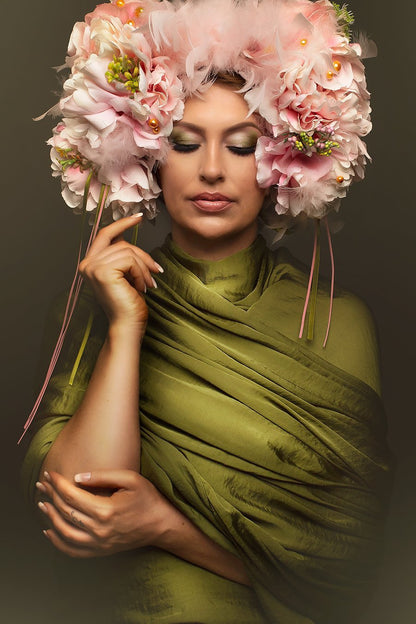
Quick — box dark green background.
[1,1,414,621]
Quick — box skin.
[36,83,267,586]
[159,83,267,259]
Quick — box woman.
[21,1,393,622]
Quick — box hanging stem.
[67,184,109,387]
[18,179,109,444]
[69,310,94,386]
[322,217,335,348]
[131,222,139,246]
[306,220,321,342]
[299,219,319,340]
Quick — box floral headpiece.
[47,0,375,233]
[19,0,375,442]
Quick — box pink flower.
[62,18,184,143]
[49,120,161,219]
[255,134,360,218]
[67,1,161,69]
[46,1,187,220]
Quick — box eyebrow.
[172,121,261,135]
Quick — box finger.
[38,501,93,545]
[44,471,108,521]
[89,249,156,292]
[85,241,164,275]
[43,529,99,558]
[74,469,141,491]
[123,254,157,293]
[38,480,95,532]
[86,214,143,257]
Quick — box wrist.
[152,499,252,586]
[107,319,147,344]
[151,497,181,550]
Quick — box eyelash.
[171,143,256,156]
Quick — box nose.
[199,141,225,184]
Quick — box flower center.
[287,129,340,157]
[56,148,92,172]
[105,55,141,94]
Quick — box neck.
[170,223,259,261]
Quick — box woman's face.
[158,83,267,259]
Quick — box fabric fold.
[21,235,393,623]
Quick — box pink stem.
[299,223,319,339]
[18,187,109,444]
[322,217,335,348]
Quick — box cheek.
[237,161,264,200]
[159,157,193,196]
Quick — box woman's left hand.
[36,470,172,558]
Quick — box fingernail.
[151,277,158,289]
[155,263,164,273]
[43,530,50,539]
[144,284,147,294]
[38,501,48,514]
[43,471,51,482]
[131,212,143,218]
[36,481,47,493]
[74,472,91,483]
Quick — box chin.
[186,221,245,241]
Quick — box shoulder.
[329,289,382,395]
[270,246,382,396]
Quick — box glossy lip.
[190,192,234,213]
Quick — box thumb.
[74,469,140,490]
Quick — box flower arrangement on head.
[48,0,374,233]
[18,0,376,442]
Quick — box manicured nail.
[74,472,91,483]
[43,530,50,539]
[151,277,158,289]
[38,501,48,514]
[155,263,164,273]
[43,471,51,482]
[36,481,47,493]
[131,212,143,218]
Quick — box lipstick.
[191,192,233,212]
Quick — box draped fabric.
[21,235,393,624]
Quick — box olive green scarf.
[21,235,393,624]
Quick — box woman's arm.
[38,469,252,587]
[41,214,156,479]
[36,215,251,586]
[41,322,143,478]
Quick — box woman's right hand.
[79,214,163,333]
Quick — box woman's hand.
[36,470,172,558]
[37,471,252,585]
[79,214,163,332]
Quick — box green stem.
[69,310,95,386]
[131,223,139,246]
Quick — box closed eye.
[227,145,256,156]
[170,142,200,153]
[169,143,256,156]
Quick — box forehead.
[179,83,256,130]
